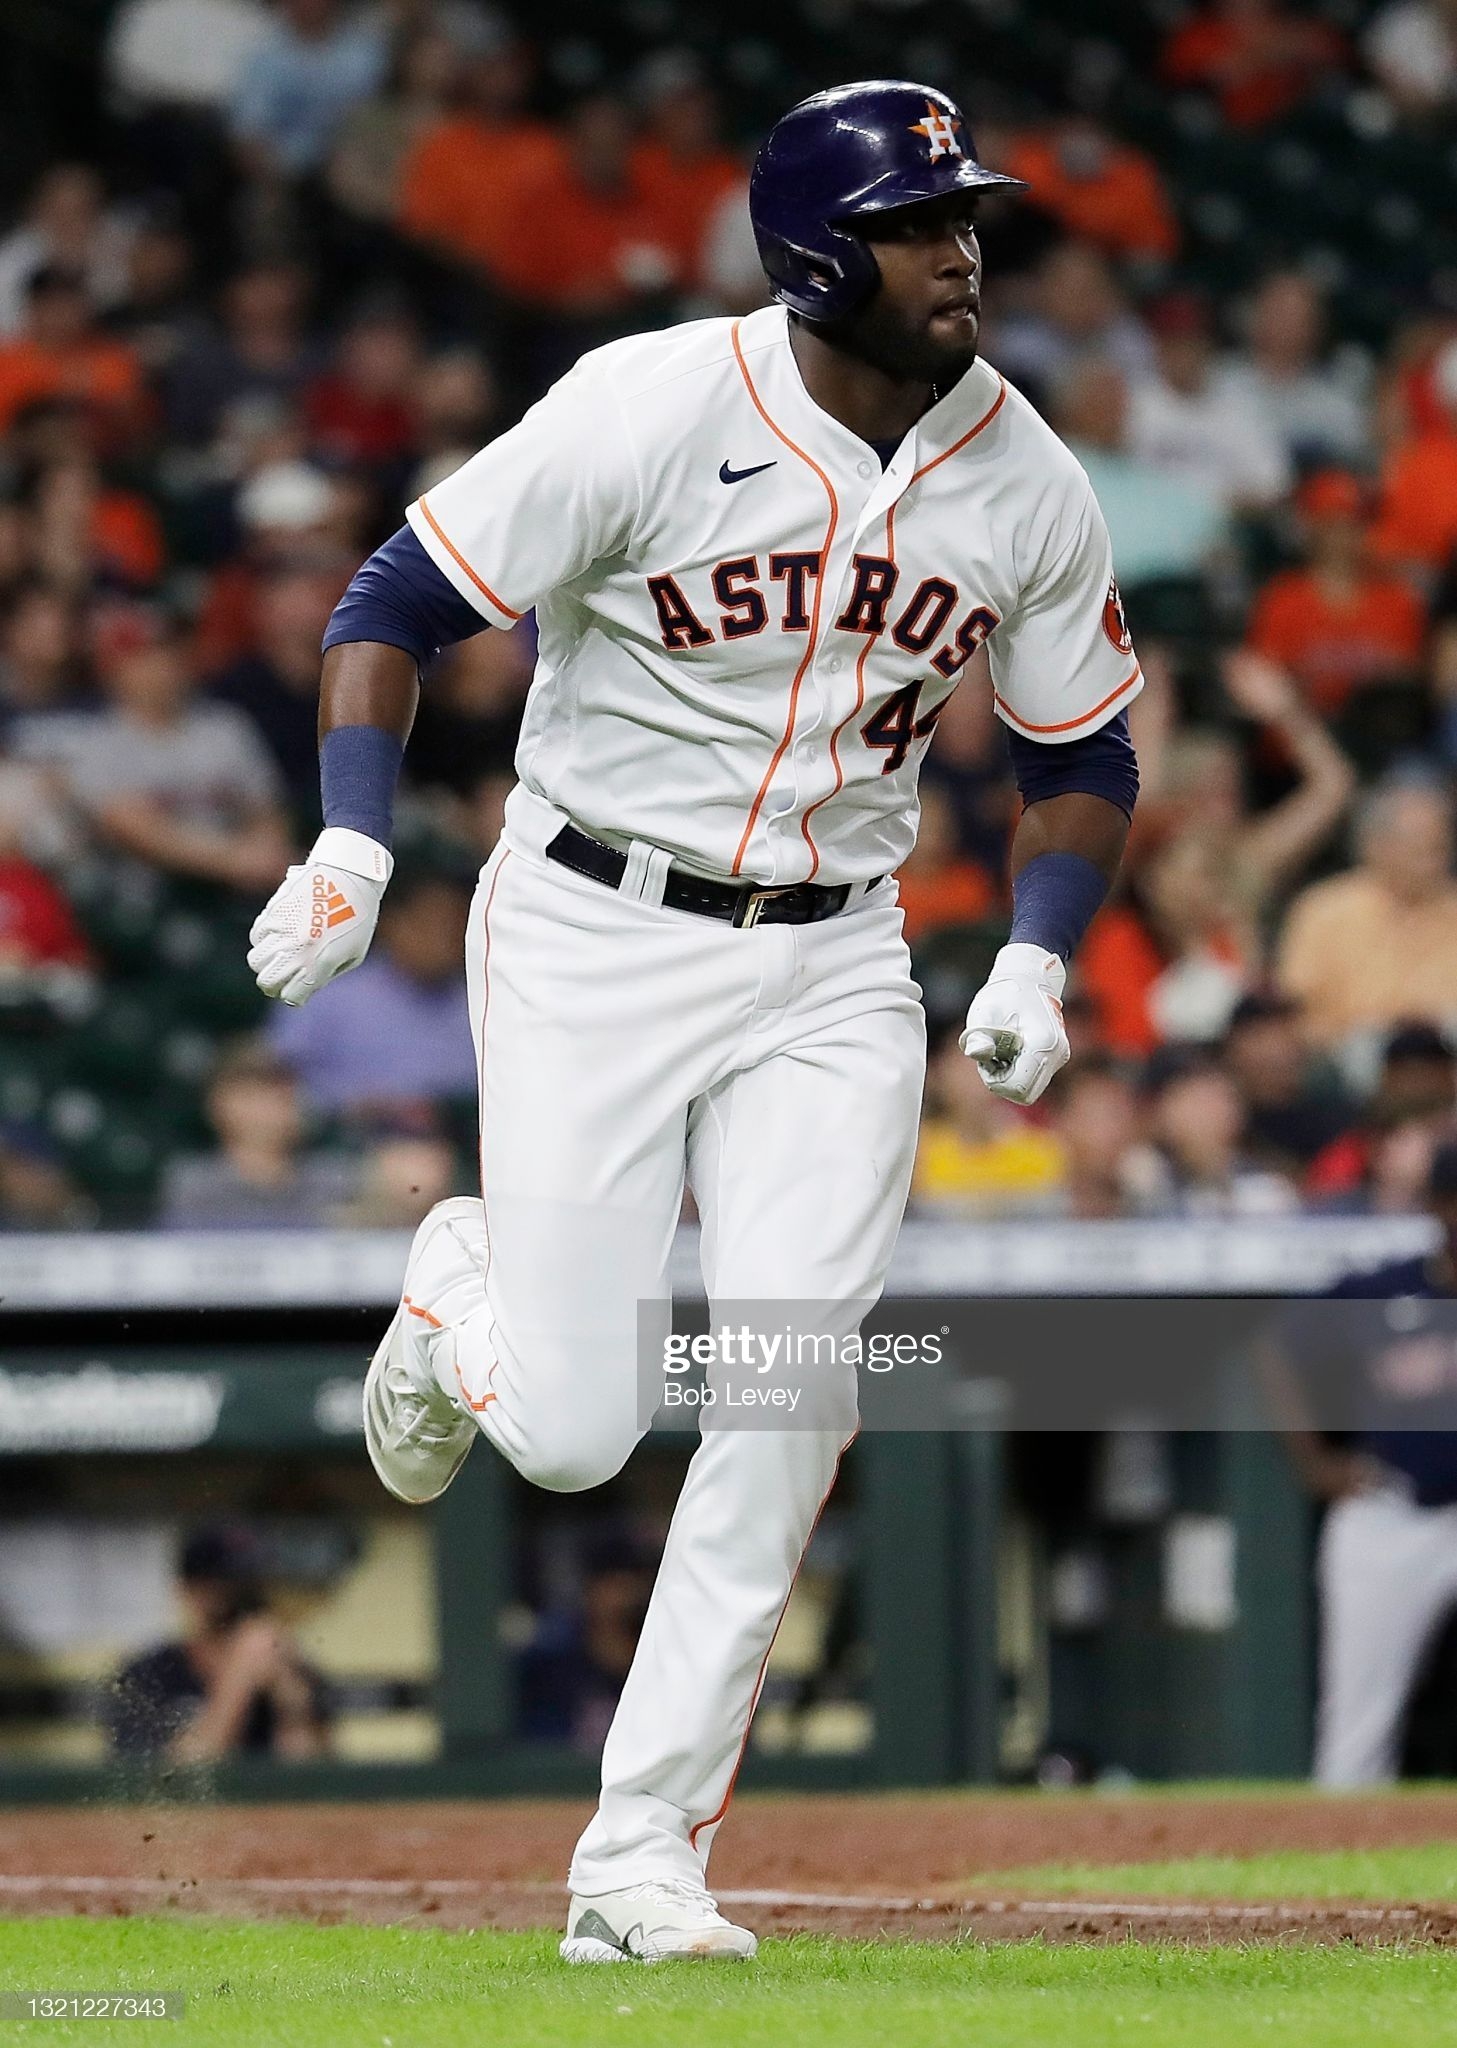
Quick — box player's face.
[840,194,983,383]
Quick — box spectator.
[1364,0,1457,119]
[1278,778,1457,1049]
[1216,272,1370,470]
[517,1536,655,1750]
[268,869,476,1116]
[1043,1056,1149,1219]
[0,1123,91,1230]
[911,1017,1065,1216]
[1270,1141,1457,1785]
[395,39,560,282]
[0,586,89,719]
[484,93,682,319]
[1054,358,1227,588]
[0,811,90,985]
[157,1041,355,1229]
[1221,992,1354,1177]
[1004,116,1179,264]
[326,24,463,226]
[0,269,146,442]
[25,454,166,595]
[0,166,137,336]
[1306,1022,1457,1205]
[195,460,351,671]
[1372,337,1457,574]
[107,1524,329,1760]
[1109,828,1256,1047]
[16,608,292,895]
[105,0,271,120]
[631,57,745,292]
[339,1129,458,1225]
[1141,1051,1299,1214]
[988,240,1155,405]
[161,260,318,448]
[408,347,499,496]
[894,784,997,945]
[1161,0,1348,127]
[1244,471,1427,720]
[1129,292,1291,513]
[228,0,387,181]
[303,303,421,472]
[209,565,342,823]
[103,206,206,381]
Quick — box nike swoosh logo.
[719,459,777,485]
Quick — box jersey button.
[827,656,844,673]
[856,459,873,479]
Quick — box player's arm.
[960,712,1136,1104]
[959,471,1141,1105]
[248,528,487,1006]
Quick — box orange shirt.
[1245,567,1427,713]
[0,335,144,434]
[396,115,563,279]
[1372,431,1457,570]
[630,139,744,287]
[489,158,683,312]
[1078,905,1245,1056]
[1005,133,1179,261]
[1161,14,1346,126]
[896,858,996,945]
[93,489,165,588]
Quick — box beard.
[811,284,981,386]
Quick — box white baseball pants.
[440,789,925,1891]
[1314,1483,1457,1786]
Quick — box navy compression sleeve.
[322,523,488,670]
[1005,708,1139,819]
[1003,710,1139,961]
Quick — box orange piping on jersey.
[417,495,523,622]
[729,319,839,879]
[797,504,897,876]
[994,661,1142,735]
[456,849,510,1417]
[404,1297,443,1329]
[687,1428,856,1853]
[909,375,1007,484]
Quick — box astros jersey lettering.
[406,303,1142,887]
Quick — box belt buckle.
[735,885,784,930]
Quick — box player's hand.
[961,942,1069,1105]
[247,827,393,1008]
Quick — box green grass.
[3,1920,1457,2048]
[985,1845,1457,1905]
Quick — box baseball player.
[248,81,1140,1961]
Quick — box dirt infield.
[5,1790,1457,1947]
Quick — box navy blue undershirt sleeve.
[1005,708,1139,820]
[322,524,489,672]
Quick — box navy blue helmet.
[750,80,1027,323]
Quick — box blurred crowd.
[6,0,1457,1226]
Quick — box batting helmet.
[749,80,1027,324]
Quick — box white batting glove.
[960,941,1070,1105]
[247,827,393,1008]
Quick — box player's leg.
[1313,1487,1457,1786]
[568,890,924,1897]
[370,836,746,1503]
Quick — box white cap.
[238,461,333,532]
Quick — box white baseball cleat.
[560,1881,759,1963]
[363,1196,485,1505]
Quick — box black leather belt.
[546,823,876,928]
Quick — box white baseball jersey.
[406,302,1142,888]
